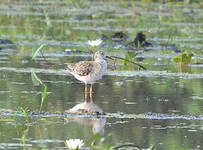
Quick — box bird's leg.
[90,84,93,103]
[85,83,87,102]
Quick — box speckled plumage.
[68,62,94,76]
[66,51,107,84]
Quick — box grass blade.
[31,72,43,86]
[32,44,45,60]
[40,85,48,112]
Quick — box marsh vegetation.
[0,0,203,149]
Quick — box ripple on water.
[0,67,203,79]
[0,143,32,149]
[30,139,63,143]
[0,91,10,94]
[190,95,203,100]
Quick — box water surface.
[0,0,203,150]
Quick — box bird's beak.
[106,55,114,60]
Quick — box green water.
[0,0,203,150]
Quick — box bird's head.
[94,51,113,61]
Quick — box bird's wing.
[69,61,95,76]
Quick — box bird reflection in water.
[66,100,106,135]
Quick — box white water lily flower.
[88,39,102,47]
[65,139,84,150]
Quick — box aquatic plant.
[32,44,45,60]
[20,107,29,119]
[124,51,137,65]
[31,43,50,65]
[15,123,29,148]
[31,72,48,112]
[13,107,30,148]
[88,39,102,47]
[14,107,30,123]
[31,71,43,86]
[65,139,84,150]
[40,85,48,112]
[88,39,102,52]
[173,51,194,64]
[110,55,147,70]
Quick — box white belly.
[73,61,107,84]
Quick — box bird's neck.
[95,59,107,70]
[95,58,106,64]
